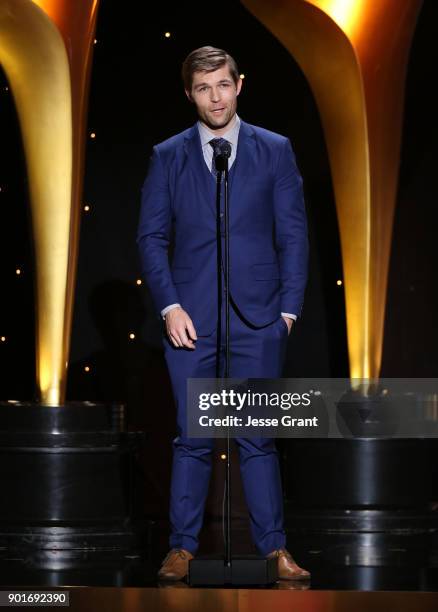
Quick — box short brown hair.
[182,46,240,92]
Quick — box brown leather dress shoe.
[266,548,311,581]
[157,548,194,581]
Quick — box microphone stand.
[188,148,278,586]
[216,154,231,569]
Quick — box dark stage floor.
[0,530,437,610]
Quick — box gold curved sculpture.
[242,0,422,380]
[0,0,99,405]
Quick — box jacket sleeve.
[273,138,309,318]
[136,146,180,316]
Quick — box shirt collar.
[198,114,241,149]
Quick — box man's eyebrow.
[194,79,233,89]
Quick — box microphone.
[213,140,231,173]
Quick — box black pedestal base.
[282,439,438,508]
[0,401,147,551]
[281,438,438,535]
[284,504,438,533]
[0,522,152,551]
[188,555,278,586]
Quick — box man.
[137,46,309,581]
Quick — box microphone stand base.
[188,554,278,586]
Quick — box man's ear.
[236,78,243,96]
[185,88,193,102]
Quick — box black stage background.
[0,0,437,524]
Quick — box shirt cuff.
[281,312,297,321]
[161,303,181,319]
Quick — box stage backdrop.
[0,0,436,520]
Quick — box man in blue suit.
[137,46,309,581]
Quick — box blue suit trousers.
[163,299,289,556]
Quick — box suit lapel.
[229,121,257,220]
[183,124,216,219]
[182,120,257,223]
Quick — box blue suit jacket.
[137,120,309,336]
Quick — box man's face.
[186,65,242,133]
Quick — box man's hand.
[165,307,197,349]
[282,316,293,336]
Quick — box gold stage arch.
[0,0,423,403]
[242,0,422,381]
[0,0,99,405]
